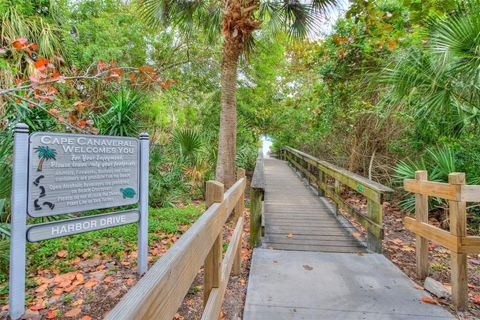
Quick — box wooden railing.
[279,147,393,252]
[105,170,246,320]
[404,171,480,310]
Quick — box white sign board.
[27,132,139,217]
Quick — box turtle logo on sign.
[120,187,136,199]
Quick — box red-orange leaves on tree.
[34,57,49,71]
[12,37,28,50]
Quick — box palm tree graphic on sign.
[34,146,57,171]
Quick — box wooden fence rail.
[105,172,246,320]
[279,147,393,252]
[404,171,480,310]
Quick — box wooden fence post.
[249,188,263,248]
[204,181,224,307]
[415,171,429,280]
[317,170,325,196]
[448,173,467,310]
[367,199,383,253]
[233,169,245,276]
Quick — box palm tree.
[141,0,337,187]
[383,0,480,136]
[34,146,57,171]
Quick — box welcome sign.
[27,133,140,216]
[8,124,150,320]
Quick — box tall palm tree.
[141,0,337,187]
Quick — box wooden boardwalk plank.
[261,158,364,253]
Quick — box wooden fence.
[404,171,480,310]
[105,170,246,320]
[278,147,393,252]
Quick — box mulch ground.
[0,208,252,320]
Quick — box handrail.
[404,171,480,310]
[279,146,393,253]
[105,174,246,320]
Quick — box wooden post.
[249,188,263,248]
[415,171,429,280]
[204,181,224,306]
[367,199,383,253]
[233,169,245,276]
[448,173,467,310]
[317,170,325,196]
[233,169,245,223]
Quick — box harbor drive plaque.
[27,132,140,217]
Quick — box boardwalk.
[244,158,454,320]
[262,159,366,253]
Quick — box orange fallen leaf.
[57,250,68,258]
[64,308,81,318]
[220,311,225,320]
[81,316,92,320]
[52,288,63,295]
[84,281,98,289]
[468,284,476,289]
[126,278,135,286]
[72,299,84,307]
[352,232,361,238]
[104,276,114,283]
[76,274,84,283]
[46,310,58,319]
[240,279,246,285]
[473,295,480,305]
[287,233,293,238]
[421,297,438,305]
[35,284,48,293]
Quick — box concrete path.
[244,249,454,319]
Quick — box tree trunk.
[215,38,241,188]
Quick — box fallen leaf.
[287,233,293,238]
[81,316,92,320]
[72,299,84,307]
[46,310,57,319]
[64,308,81,318]
[35,284,48,293]
[272,260,278,264]
[356,252,364,256]
[473,295,480,305]
[468,284,476,289]
[104,276,114,283]
[220,311,225,320]
[52,288,63,295]
[57,250,68,258]
[126,278,135,286]
[421,297,438,305]
[76,274,84,283]
[240,279,246,285]
[303,265,313,271]
[352,232,361,238]
[84,281,98,289]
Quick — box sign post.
[138,132,149,274]
[8,124,150,320]
[9,123,29,320]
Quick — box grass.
[0,204,204,303]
